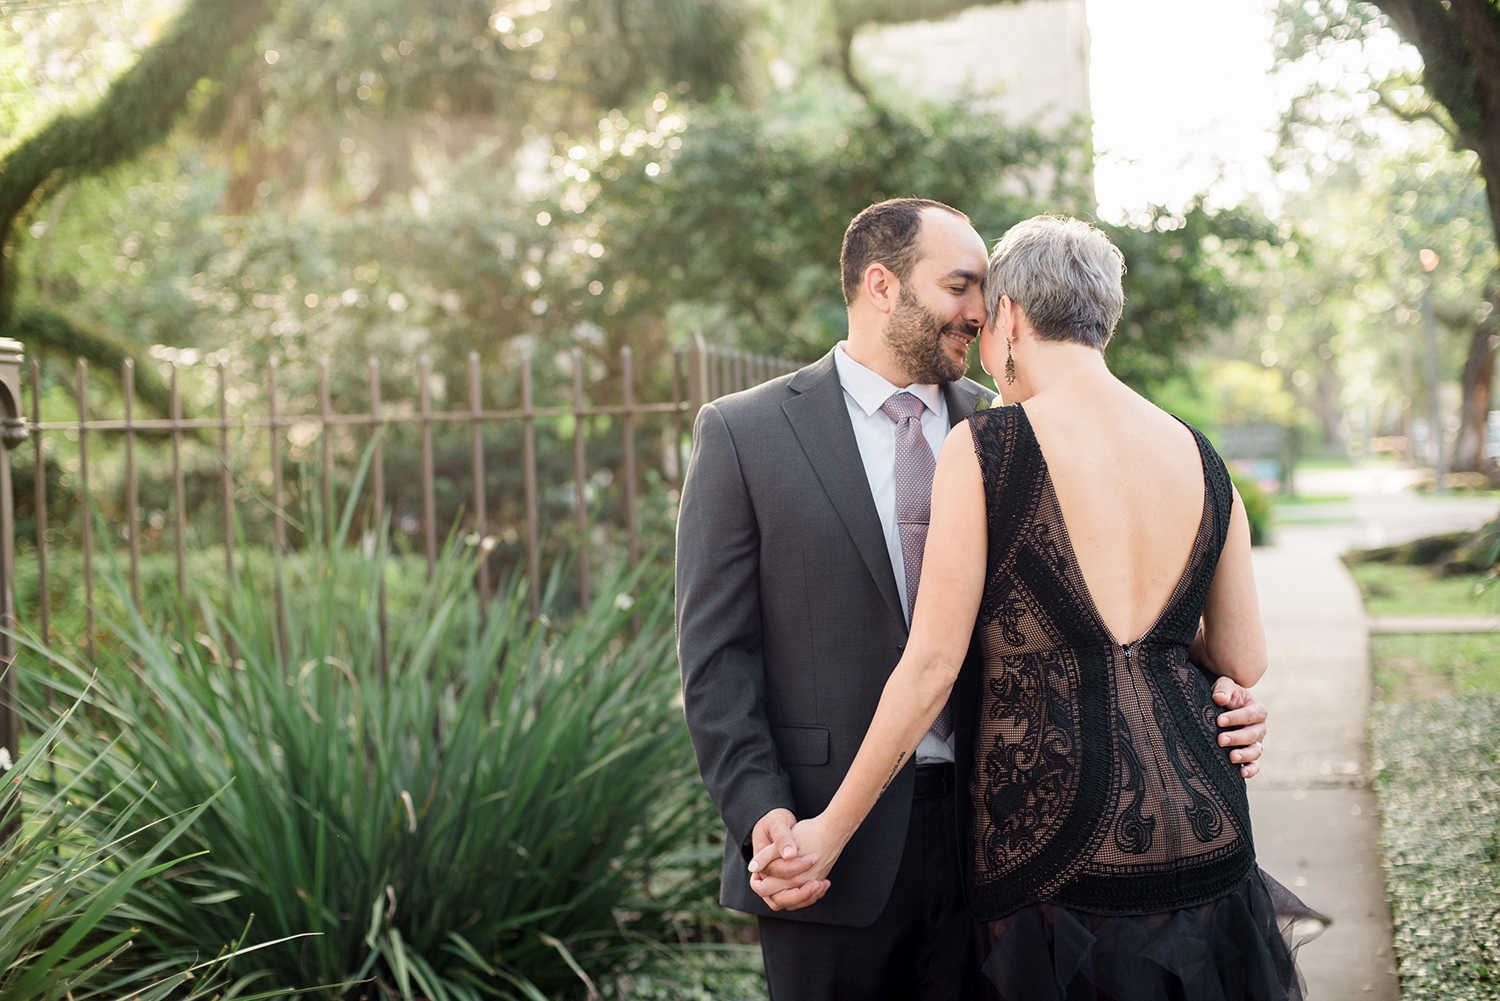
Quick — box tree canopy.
[1,0,1271,423]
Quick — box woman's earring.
[1004,340,1016,385]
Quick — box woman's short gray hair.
[983,215,1126,350]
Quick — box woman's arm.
[748,422,989,891]
[1197,486,1268,687]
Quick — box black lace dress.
[964,405,1323,1001]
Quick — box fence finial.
[687,331,709,417]
[0,338,27,450]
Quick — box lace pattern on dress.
[965,405,1255,919]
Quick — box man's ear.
[862,263,898,314]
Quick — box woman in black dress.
[751,215,1322,999]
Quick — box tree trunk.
[1368,0,1500,474]
[12,306,176,417]
[1409,2,1500,475]
[1315,365,1346,451]
[1453,311,1497,472]
[1446,0,1500,262]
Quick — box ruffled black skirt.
[979,869,1326,1001]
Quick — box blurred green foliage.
[2,0,1273,396]
[1270,0,1499,471]
[0,0,1285,591]
[604,946,766,1001]
[1229,471,1273,547]
[1246,129,1493,455]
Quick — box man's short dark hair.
[840,197,969,306]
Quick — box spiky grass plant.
[18,504,717,998]
[0,674,298,1000]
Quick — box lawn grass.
[1272,493,1358,527]
[1345,561,1497,618]
[1274,512,1359,527]
[1294,456,1360,470]
[1371,634,1500,700]
[1272,493,1353,507]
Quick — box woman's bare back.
[1019,381,1207,647]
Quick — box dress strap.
[1182,421,1235,565]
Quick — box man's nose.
[962,290,986,326]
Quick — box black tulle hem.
[978,868,1327,1001]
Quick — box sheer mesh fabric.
[965,405,1255,921]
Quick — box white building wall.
[855,0,1092,132]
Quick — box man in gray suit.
[675,198,1268,1000]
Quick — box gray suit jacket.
[676,347,992,926]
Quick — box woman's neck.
[1013,339,1113,401]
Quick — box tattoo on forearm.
[880,751,908,794]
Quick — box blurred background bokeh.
[2,0,1496,488]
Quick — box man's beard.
[885,285,971,384]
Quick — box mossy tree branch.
[14,306,176,418]
[0,0,278,326]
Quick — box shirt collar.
[833,342,943,419]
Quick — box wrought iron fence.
[0,334,799,760]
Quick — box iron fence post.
[0,337,27,767]
[688,332,710,419]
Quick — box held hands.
[746,809,844,913]
[1212,676,1268,779]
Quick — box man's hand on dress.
[1212,676,1268,779]
[747,808,829,912]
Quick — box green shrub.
[18,528,717,998]
[12,544,435,673]
[1370,694,1500,1000]
[0,674,291,1000]
[1229,472,1272,547]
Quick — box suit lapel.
[782,351,905,623]
[942,377,990,427]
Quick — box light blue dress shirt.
[833,343,955,765]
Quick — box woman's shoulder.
[1164,414,1231,472]
[1165,412,1211,446]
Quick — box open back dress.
[964,404,1322,1001]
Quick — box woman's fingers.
[756,852,822,880]
[765,880,831,912]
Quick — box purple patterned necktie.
[880,391,952,740]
